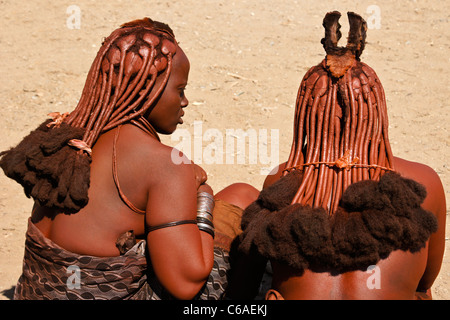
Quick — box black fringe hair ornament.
[237,170,438,275]
[0,120,90,213]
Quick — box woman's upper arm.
[418,167,447,290]
[144,153,213,299]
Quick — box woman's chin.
[157,125,178,135]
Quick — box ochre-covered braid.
[0,18,179,213]
[283,12,394,215]
[65,18,178,146]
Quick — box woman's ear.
[265,289,285,300]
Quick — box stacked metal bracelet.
[196,192,215,238]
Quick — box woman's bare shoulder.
[393,157,443,189]
[263,161,288,189]
[393,156,445,214]
[117,125,195,185]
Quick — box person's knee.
[215,183,259,209]
[228,183,259,198]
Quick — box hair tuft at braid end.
[321,11,342,54]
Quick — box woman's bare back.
[263,156,446,299]
[31,124,168,256]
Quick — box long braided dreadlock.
[237,12,437,273]
[283,11,395,215]
[0,18,178,213]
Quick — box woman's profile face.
[147,47,190,134]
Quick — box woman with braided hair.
[0,18,258,300]
[227,12,446,300]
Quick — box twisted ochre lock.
[0,18,181,213]
[64,18,179,147]
[283,11,395,215]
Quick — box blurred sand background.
[0,0,448,299]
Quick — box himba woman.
[226,12,446,300]
[0,18,258,300]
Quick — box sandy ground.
[0,0,448,300]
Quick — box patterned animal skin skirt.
[14,199,243,300]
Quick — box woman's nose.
[181,95,189,108]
